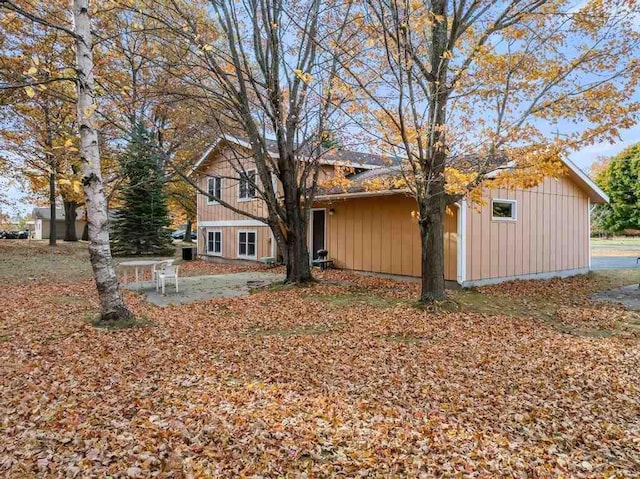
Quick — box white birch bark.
[72,0,132,321]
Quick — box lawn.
[1,241,639,477]
[591,236,640,257]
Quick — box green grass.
[591,237,640,246]
[0,241,93,284]
[591,237,640,255]
[589,269,640,290]
[448,289,557,319]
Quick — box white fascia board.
[562,157,609,204]
[199,220,268,227]
[314,158,381,170]
[314,189,408,201]
[191,134,381,176]
[189,135,278,177]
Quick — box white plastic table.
[119,260,161,289]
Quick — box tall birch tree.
[1,0,133,321]
[72,0,132,321]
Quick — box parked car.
[171,229,197,240]
[17,231,29,239]
[3,231,19,239]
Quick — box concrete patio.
[123,271,284,306]
[591,283,640,311]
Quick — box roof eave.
[314,189,408,201]
[190,134,384,176]
[561,157,609,204]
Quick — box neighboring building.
[193,135,608,287]
[32,207,87,240]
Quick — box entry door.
[311,210,326,260]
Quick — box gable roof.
[33,207,69,220]
[316,156,609,204]
[191,133,391,175]
[561,157,609,203]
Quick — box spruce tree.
[111,123,174,256]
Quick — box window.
[238,231,257,258]
[492,199,517,221]
[238,169,256,200]
[207,230,222,255]
[207,177,222,204]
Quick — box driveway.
[124,271,284,306]
[591,256,640,270]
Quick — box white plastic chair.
[155,260,179,295]
[151,259,173,283]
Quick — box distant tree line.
[592,144,640,236]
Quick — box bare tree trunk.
[419,190,446,301]
[49,171,57,245]
[44,108,56,246]
[418,0,449,302]
[280,166,312,283]
[183,219,192,243]
[73,0,132,322]
[63,200,78,241]
[283,213,312,283]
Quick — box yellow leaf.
[24,86,35,98]
[27,66,37,75]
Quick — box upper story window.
[492,199,517,221]
[207,176,222,204]
[238,169,257,200]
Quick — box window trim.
[206,176,222,205]
[491,198,517,221]
[237,229,257,260]
[238,169,257,202]
[206,229,223,256]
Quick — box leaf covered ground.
[1,241,639,477]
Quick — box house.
[32,207,87,241]
[193,135,608,287]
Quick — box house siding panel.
[316,195,458,281]
[464,175,590,285]
[199,225,271,260]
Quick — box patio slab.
[591,284,640,311]
[124,271,284,306]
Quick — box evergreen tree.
[111,123,174,256]
[593,144,640,235]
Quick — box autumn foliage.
[1,242,639,477]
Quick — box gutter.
[314,189,409,201]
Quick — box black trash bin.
[182,246,197,261]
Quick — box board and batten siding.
[195,148,273,260]
[198,225,272,260]
[196,150,271,223]
[316,195,458,280]
[465,175,590,284]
